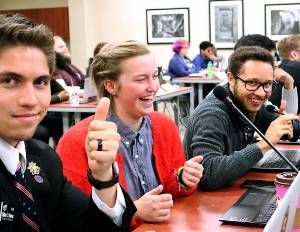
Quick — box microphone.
[265,104,284,115]
[213,86,299,173]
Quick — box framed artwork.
[209,0,244,49]
[146,8,190,44]
[265,3,300,41]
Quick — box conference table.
[48,86,194,133]
[134,144,299,232]
[172,74,224,104]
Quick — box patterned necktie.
[15,161,40,232]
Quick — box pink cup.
[275,172,299,206]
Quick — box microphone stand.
[225,98,299,173]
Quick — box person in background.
[0,13,136,232]
[54,36,86,87]
[87,41,108,76]
[184,46,300,190]
[192,41,217,71]
[168,39,196,79]
[277,35,300,114]
[57,40,203,229]
[234,34,298,115]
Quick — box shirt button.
[140,139,143,143]
[125,141,129,145]
[135,155,139,159]
[141,181,145,185]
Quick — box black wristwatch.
[87,162,119,190]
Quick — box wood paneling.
[0,7,69,38]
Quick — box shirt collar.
[107,112,150,145]
[0,138,26,175]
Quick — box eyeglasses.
[234,75,276,93]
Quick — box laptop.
[220,172,300,229]
[264,172,300,232]
[220,186,277,227]
[252,149,300,172]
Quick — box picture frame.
[265,3,300,41]
[209,0,244,49]
[146,8,190,44]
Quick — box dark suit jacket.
[0,139,136,232]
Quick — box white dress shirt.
[0,138,126,226]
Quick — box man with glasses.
[276,35,300,114]
[183,46,300,190]
[234,34,298,115]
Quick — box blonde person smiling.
[57,40,204,229]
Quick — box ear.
[227,72,235,91]
[103,80,118,95]
[290,50,299,61]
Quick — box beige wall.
[2,0,300,72]
[68,0,300,72]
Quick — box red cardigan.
[56,112,193,226]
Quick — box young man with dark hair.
[192,41,217,71]
[184,46,300,190]
[0,14,135,232]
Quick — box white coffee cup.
[67,86,80,106]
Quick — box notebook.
[264,172,300,232]
[220,186,277,227]
[252,149,300,172]
[79,77,97,103]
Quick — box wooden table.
[172,76,223,104]
[135,144,300,232]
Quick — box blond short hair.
[278,35,300,60]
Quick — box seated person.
[0,13,135,231]
[57,40,203,227]
[276,35,300,114]
[168,39,196,79]
[87,41,108,76]
[54,37,86,87]
[192,41,217,71]
[184,46,300,190]
[234,34,298,115]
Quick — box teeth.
[142,96,153,100]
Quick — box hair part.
[91,40,150,99]
[228,46,274,76]
[0,14,55,74]
[278,35,300,60]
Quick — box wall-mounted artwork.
[146,8,190,44]
[265,3,300,41]
[209,0,244,49]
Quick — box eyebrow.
[0,71,51,80]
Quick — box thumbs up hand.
[85,97,120,180]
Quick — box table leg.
[190,89,194,114]
[62,112,69,133]
[198,83,203,103]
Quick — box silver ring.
[97,139,103,151]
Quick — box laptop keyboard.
[262,150,299,168]
[253,195,277,225]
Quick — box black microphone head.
[213,86,228,101]
[265,104,277,113]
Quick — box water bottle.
[207,61,214,78]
